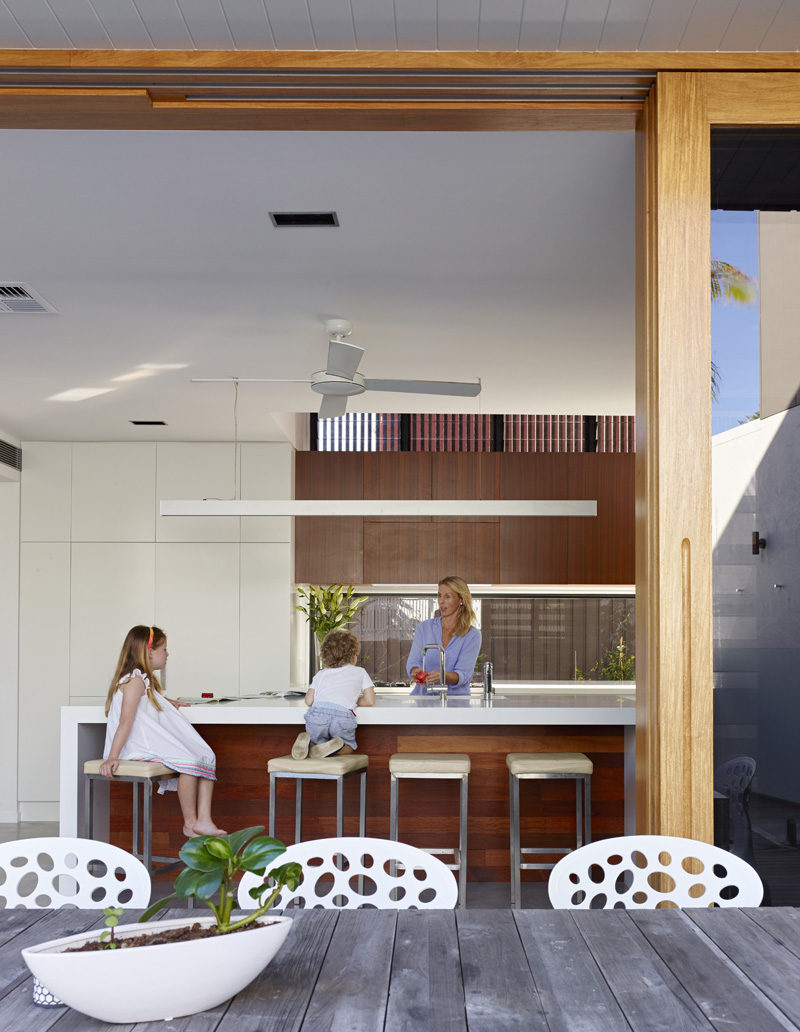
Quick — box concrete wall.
[713,407,800,802]
[17,441,295,821]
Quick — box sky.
[711,210,760,436]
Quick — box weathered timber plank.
[743,907,800,961]
[571,909,715,1032]
[513,910,630,1032]
[0,909,50,948]
[385,909,465,1032]
[0,909,104,1001]
[215,910,338,1032]
[631,909,797,1032]
[457,910,548,1032]
[684,908,800,1028]
[301,910,396,1032]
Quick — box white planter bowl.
[22,913,293,1024]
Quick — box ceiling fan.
[194,319,481,419]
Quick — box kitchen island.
[61,685,634,882]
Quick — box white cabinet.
[156,443,240,543]
[72,443,155,542]
[240,543,292,693]
[20,442,72,541]
[69,543,156,700]
[155,543,240,696]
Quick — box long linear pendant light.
[160,500,596,517]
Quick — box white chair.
[0,837,151,1007]
[237,836,458,910]
[548,834,763,910]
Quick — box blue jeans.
[305,702,358,749]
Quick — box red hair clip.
[147,627,154,650]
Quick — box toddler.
[292,629,375,758]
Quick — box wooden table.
[2,906,800,1030]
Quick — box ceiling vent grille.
[0,283,56,313]
[0,440,22,471]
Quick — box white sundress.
[104,669,217,794]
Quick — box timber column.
[636,72,713,841]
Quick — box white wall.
[18,441,294,820]
[0,480,20,821]
[713,408,800,802]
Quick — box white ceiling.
[0,128,635,444]
[0,0,795,52]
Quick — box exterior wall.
[17,441,294,820]
[712,407,800,802]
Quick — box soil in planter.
[65,919,278,952]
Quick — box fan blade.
[364,378,481,398]
[326,340,364,379]
[319,394,348,419]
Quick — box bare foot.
[191,820,227,837]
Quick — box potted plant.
[21,827,301,1025]
[297,583,368,669]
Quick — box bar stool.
[389,753,470,908]
[267,754,368,842]
[507,752,593,909]
[83,759,178,874]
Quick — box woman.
[406,576,482,696]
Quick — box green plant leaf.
[226,825,265,857]
[139,893,178,923]
[204,837,234,861]
[179,836,220,871]
[239,835,286,873]
[175,865,224,901]
[273,861,302,892]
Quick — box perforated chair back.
[237,836,458,910]
[0,837,151,909]
[548,834,763,910]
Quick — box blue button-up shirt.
[406,617,482,696]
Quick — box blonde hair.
[320,629,360,669]
[438,576,477,638]
[105,625,166,716]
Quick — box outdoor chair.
[237,835,458,910]
[548,833,763,909]
[714,756,756,855]
[0,837,151,1007]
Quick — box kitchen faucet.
[421,644,447,701]
[483,661,494,701]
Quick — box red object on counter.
[201,692,213,698]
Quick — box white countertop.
[63,686,635,728]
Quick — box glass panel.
[711,128,800,904]
[336,593,634,686]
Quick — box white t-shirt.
[309,664,373,710]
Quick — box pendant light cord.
[233,378,240,500]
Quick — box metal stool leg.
[458,774,468,909]
[336,776,344,837]
[295,780,303,844]
[359,771,367,837]
[269,773,277,837]
[85,776,94,839]
[584,775,592,844]
[142,780,153,874]
[132,782,141,860]
[510,772,521,909]
[575,777,584,849]
[389,775,399,841]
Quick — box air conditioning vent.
[0,283,56,313]
[269,211,339,227]
[0,440,22,470]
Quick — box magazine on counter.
[177,689,307,704]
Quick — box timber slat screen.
[4,908,800,1030]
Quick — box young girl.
[100,625,225,838]
[292,629,375,758]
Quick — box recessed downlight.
[269,211,339,227]
[47,387,115,402]
[130,420,167,426]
